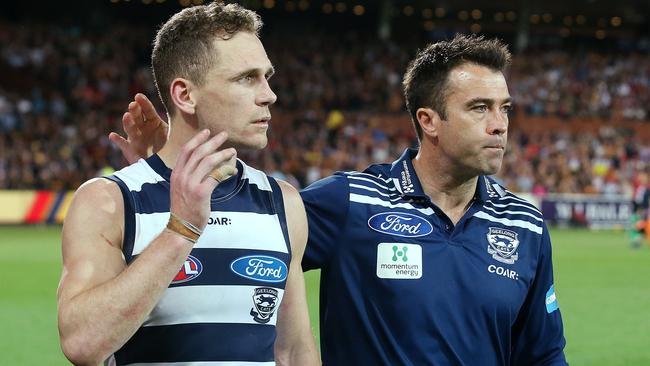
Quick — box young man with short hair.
[58,3,318,365]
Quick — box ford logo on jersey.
[171,255,203,284]
[368,212,433,238]
[231,255,288,283]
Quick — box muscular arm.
[57,131,235,365]
[273,181,320,366]
[57,179,194,365]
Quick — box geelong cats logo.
[486,227,520,264]
[250,287,279,324]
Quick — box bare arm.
[57,131,235,365]
[274,181,320,366]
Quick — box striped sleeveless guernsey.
[104,154,291,366]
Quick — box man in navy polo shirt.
[115,34,567,365]
[300,34,568,365]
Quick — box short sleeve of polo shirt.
[300,174,350,271]
[511,222,569,365]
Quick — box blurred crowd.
[1,21,649,195]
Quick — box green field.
[1,226,648,365]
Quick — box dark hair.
[151,1,263,116]
[403,34,512,140]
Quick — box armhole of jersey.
[103,176,136,264]
[267,177,292,258]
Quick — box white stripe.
[350,193,434,215]
[142,285,284,327]
[343,171,392,183]
[347,176,396,191]
[124,361,275,366]
[482,205,544,223]
[349,184,403,201]
[133,212,288,256]
[500,193,542,213]
[240,161,272,192]
[114,160,166,192]
[474,211,543,234]
[486,201,543,216]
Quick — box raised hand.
[170,130,237,231]
[109,93,169,164]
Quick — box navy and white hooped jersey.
[301,148,568,366]
[105,154,291,366]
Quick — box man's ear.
[170,78,196,115]
[416,107,442,139]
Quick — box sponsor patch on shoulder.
[368,212,433,238]
[545,285,559,313]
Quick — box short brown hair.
[403,34,512,140]
[151,1,263,115]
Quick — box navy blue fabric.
[300,148,568,366]
[267,177,292,259]
[104,175,136,263]
[114,323,275,364]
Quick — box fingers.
[196,150,237,193]
[169,131,233,230]
[108,132,127,150]
[175,129,213,174]
[122,111,141,140]
[127,100,145,127]
[183,131,230,175]
[135,93,164,127]
[208,164,238,183]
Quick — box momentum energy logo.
[368,212,433,238]
[376,243,422,279]
[230,255,288,283]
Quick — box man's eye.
[501,105,513,114]
[474,105,488,112]
[240,75,255,83]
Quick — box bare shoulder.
[63,177,125,253]
[275,179,308,255]
[58,177,127,302]
[276,179,304,210]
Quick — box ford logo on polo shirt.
[368,212,433,238]
[230,255,288,283]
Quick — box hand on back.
[109,93,169,164]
